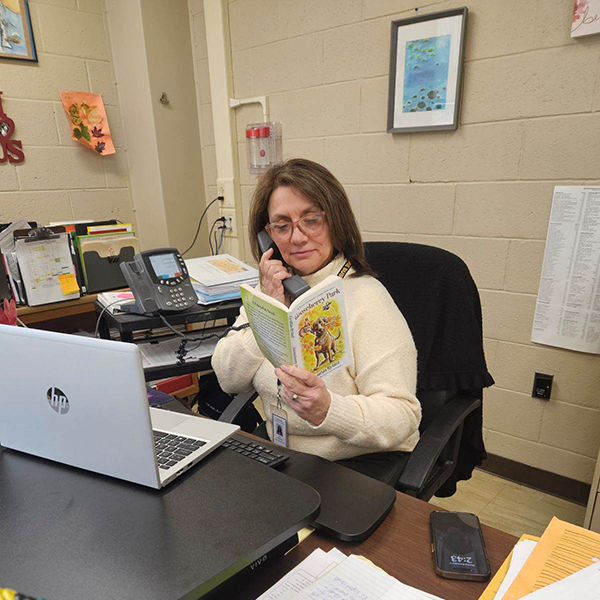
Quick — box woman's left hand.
[274,364,331,426]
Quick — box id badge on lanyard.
[271,380,288,448]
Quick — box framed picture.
[387,7,467,133]
[0,0,37,62]
[571,0,600,38]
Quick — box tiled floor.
[429,469,587,538]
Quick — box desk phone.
[120,248,196,315]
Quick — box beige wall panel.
[103,105,125,148]
[362,0,444,21]
[360,76,388,134]
[189,0,203,15]
[229,0,280,52]
[409,122,523,183]
[0,165,19,191]
[202,145,217,189]
[197,59,212,104]
[283,138,325,164]
[232,50,253,98]
[0,191,72,222]
[323,133,409,184]
[70,189,133,222]
[360,184,454,235]
[521,114,600,180]
[2,54,89,101]
[323,19,390,84]
[276,83,361,139]
[86,59,117,106]
[494,341,600,409]
[6,100,59,147]
[407,235,509,291]
[200,104,216,147]
[362,231,409,242]
[16,147,106,190]
[483,387,544,442]
[344,185,361,223]
[486,430,596,483]
[240,185,254,224]
[27,3,44,52]
[192,8,208,61]
[505,240,546,294]
[279,0,361,36]
[540,401,600,458]
[103,151,130,188]
[36,5,110,60]
[77,0,104,14]
[480,290,536,345]
[234,102,265,139]
[34,0,77,9]
[464,0,536,60]
[252,33,323,94]
[534,0,585,49]
[483,338,498,374]
[238,142,256,186]
[462,45,599,124]
[455,182,557,240]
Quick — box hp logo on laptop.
[47,387,70,415]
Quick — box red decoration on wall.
[0,92,25,164]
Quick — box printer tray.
[279,448,397,542]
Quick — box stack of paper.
[185,254,258,304]
[258,549,445,600]
[479,517,600,600]
[97,290,135,314]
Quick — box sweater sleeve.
[211,306,265,395]
[309,278,421,452]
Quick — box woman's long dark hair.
[249,159,375,278]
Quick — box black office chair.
[219,242,494,501]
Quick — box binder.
[78,233,139,293]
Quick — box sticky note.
[58,273,79,295]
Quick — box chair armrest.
[396,395,480,494]
[218,390,258,425]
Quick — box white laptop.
[0,324,239,489]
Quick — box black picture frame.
[0,0,38,62]
[387,7,467,133]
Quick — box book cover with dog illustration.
[240,275,352,377]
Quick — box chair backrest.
[364,242,492,497]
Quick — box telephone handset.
[119,248,197,315]
[257,230,311,302]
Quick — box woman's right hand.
[259,247,292,306]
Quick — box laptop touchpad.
[150,408,190,430]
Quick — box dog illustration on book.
[299,315,341,370]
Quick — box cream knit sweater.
[211,255,421,461]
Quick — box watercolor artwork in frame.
[387,8,467,133]
[0,0,37,62]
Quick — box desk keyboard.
[222,433,289,468]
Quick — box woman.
[212,159,421,474]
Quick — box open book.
[240,274,352,377]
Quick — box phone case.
[430,511,491,582]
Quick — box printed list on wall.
[531,186,600,354]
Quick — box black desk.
[0,443,320,600]
[95,299,242,381]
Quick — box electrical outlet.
[220,208,236,237]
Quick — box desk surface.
[227,490,517,600]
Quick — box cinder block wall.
[191,0,600,483]
[0,0,134,225]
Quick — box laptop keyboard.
[153,430,207,470]
[222,433,289,468]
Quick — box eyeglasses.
[266,211,326,242]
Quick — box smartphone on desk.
[257,230,310,302]
[430,511,491,582]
